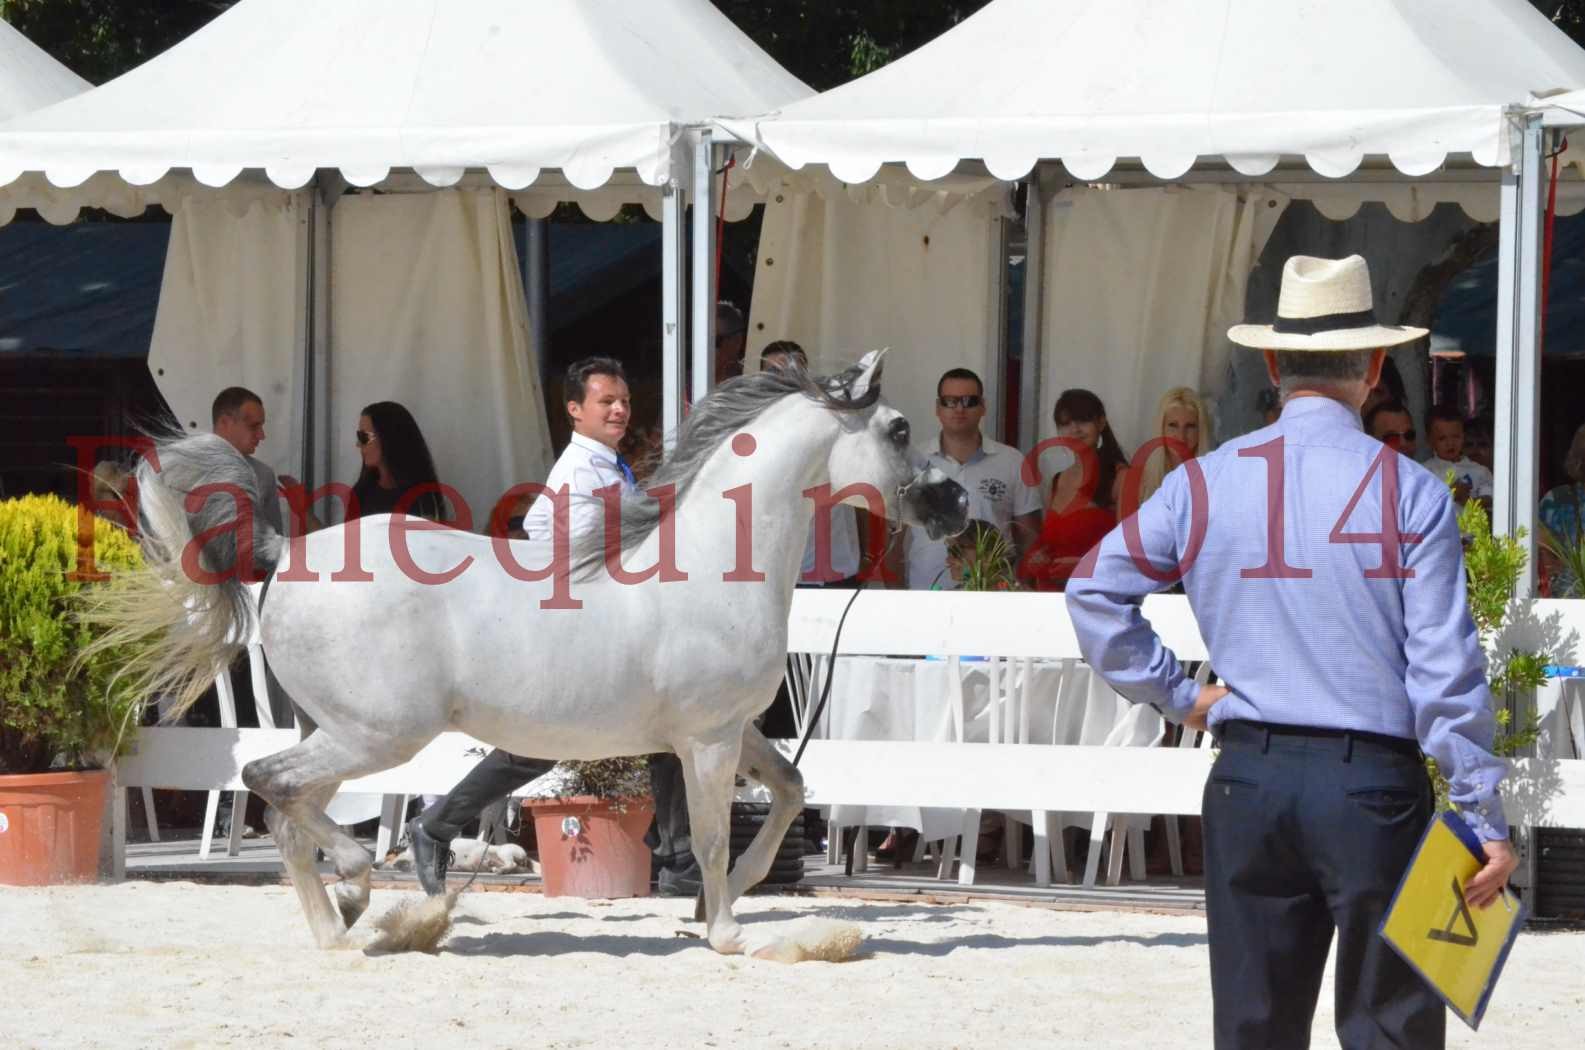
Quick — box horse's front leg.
[678,729,747,955]
[728,724,805,901]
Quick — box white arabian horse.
[92,351,967,956]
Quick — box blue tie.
[615,454,636,487]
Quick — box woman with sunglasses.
[350,401,447,521]
[1019,388,1129,591]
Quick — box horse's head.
[826,351,969,541]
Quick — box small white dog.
[384,837,530,875]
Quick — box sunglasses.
[1379,429,1416,443]
[937,395,983,410]
[355,429,375,446]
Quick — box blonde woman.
[1133,387,1212,511]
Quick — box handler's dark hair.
[761,340,808,368]
[564,356,628,406]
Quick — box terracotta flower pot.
[525,795,655,899]
[0,769,110,886]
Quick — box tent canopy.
[0,0,809,192]
[0,19,88,122]
[721,0,1585,184]
[0,19,89,122]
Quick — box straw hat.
[1228,255,1427,351]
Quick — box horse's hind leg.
[728,725,805,902]
[245,730,418,947]
[677,729,747,955]
[262,787,342,947]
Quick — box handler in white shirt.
[408,355,642,896]
[896,367,1042,590]
[523,359,636,541]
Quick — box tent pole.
[661,143,688,450]
[1492,113,1544,596]
[691,130,718,404]
[1018,165,1049,453]
[524,217,551,394]
[294,186,315,491]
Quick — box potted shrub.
[521,758,655,898]
[0,494,146,885]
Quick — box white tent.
[724,0,1585,584]
[0,0,806,191]
[0,0,811,519]
[0,19,89,121]
[724,0,1584,183]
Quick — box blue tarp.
[1433,209,1585,357]
[0,221,170,357]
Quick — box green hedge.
[0,494,146,773]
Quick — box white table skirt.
[816,656,1132,839]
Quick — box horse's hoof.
[334,882,370,930]
[707,922,747,955]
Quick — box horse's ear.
[848,349,887,402]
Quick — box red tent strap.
[714,153,736,305]
[1543,135,1566,348]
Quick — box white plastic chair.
[940,655,1047,886]
[1083,700,1167,888]
[199,635,276,860]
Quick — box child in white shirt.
[1423,406,1493,505]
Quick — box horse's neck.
[673,397,835,597]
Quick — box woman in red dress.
[1019,389,1129,591]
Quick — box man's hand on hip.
[1186,684,1229,733]
[1464,838,1519,909]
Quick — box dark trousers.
[647,753,694,873]
[1204,721,1444,1050]
[417,750,556,842]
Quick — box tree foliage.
[0,0,989,90]
[0,0,231,85]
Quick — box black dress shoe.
[657,863,702,898]
[407,819,450,897]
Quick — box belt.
[1217,719,1422,761]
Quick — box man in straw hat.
[1068,255,1515,1048]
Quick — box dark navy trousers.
[1203,721,1445,1049]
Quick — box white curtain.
[1039,184,1287,454]
[148,192,304,481]
[329,189,552,529]
[747,186,1007,436]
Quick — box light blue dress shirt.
[1067,395,1509,840]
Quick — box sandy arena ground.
[1,882,1579,1049]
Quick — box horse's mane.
[570,360,880,575]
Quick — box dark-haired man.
[1364,398,1418,460]
[895,368,1040,590]
[212,386,286,541]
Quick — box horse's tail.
[78,431,287,722]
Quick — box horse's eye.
[887,417,910,448]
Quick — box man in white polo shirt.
[895,368,1041,590]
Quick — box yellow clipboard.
[1379,810,1525,1030]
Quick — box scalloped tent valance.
[718,0,1585,184]
[0,0,809,194]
